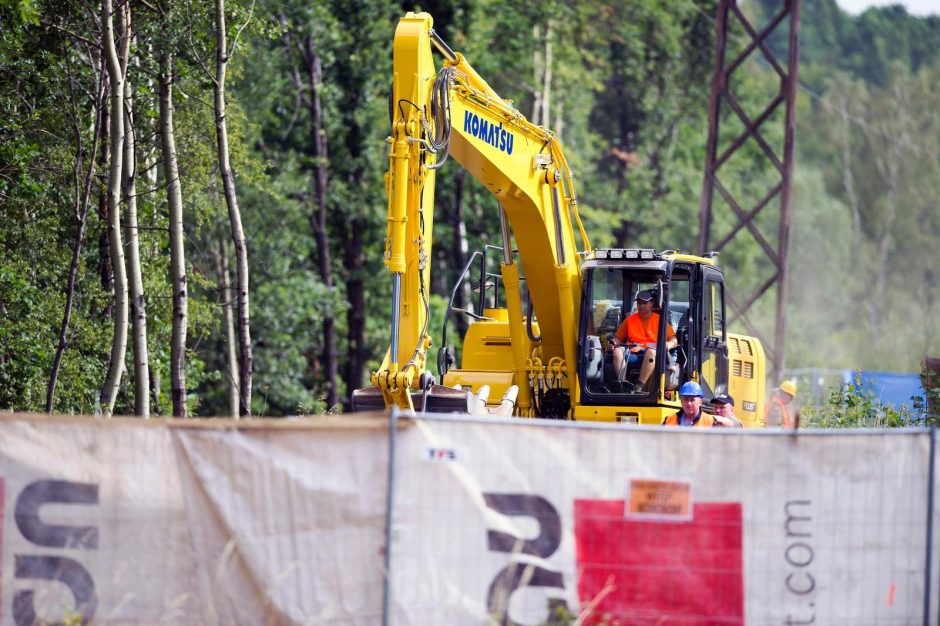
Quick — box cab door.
[699,267,728,399]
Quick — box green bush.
[801,368,937,429]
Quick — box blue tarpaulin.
[842,370,925,411]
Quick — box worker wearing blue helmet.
[663,381,714,427]
[664,382,739,427]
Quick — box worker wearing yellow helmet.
[765,380,798,427]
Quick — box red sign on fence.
[574,498,744,625]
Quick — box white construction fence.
[0,412,937,625]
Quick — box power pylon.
[698,0,802,382]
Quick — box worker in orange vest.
[765,380,797,427]
[609,289,677,387]
[663,381,715,427]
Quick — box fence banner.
[0,414,389,626]
[388,416,934,626]
[0,413,936,625]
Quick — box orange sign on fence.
[626,478,693,521]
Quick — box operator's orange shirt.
[614,312,675,347]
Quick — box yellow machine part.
[727,333,766,427]
[442,312,528,408]
[572,401,681,425]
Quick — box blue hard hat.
[679,381,703,397]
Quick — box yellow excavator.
[351,12,766,426]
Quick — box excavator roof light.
[593,248,662,261]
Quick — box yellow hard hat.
[779,380,797,397]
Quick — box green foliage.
[719,1,940,372]
[758,0,940,86]
[787,58,940,370]
[801,371,934,429]
[0,3,113,412]
[2,0,938,415]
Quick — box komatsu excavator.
[351,12,766,426]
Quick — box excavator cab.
[576,249,731,421]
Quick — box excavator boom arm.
[371,12,590,411]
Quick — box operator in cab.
[608,290,677,388]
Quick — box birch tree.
[99,0,129,416]
[215,235,239,417]
[120,4,150,417]
[214,0,253,415]
[531,19,553,128]
[159,0,188,417]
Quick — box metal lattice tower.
[698,0,802,382]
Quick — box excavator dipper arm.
[364,12,590,413]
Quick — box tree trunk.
[303,37,338,409]
[159,31,187,417]
[122,10,150,417]
[142,43,160,194]
[216,235,239,418]
[553,101,564,142]
[836,91,862,249]
[150,361,162,415]
[97,96,112,308]
[343,219,365,405]
[540,19,552,128]
[531,23,542,123]
[611,40,638,248]
[46,59,107,413]
[530,20,553,128]
[99,0,129,417]
[453,170,470,340]
[835,93,877,331]
[340,79,366,408]
[215,0,253,415]
[866,94,903,334]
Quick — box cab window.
[700,277,726,398]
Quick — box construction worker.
[609,290,677,387]
[712,393,743,428]
[765,380,797,427]
[663,381,714,427]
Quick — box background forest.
[1,0,938,416]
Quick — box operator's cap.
[636,290,654,302]
[713,393,734,406]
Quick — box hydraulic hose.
[427,66,454,170]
